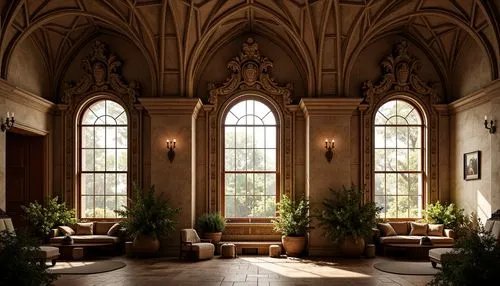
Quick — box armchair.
[179,229,214,260]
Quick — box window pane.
[82,196,94,218]
[235,196,250,217]
[374,127,385,148]
[246,127,254,148]
[117,127,127,148]
[117,196,127,214]
[106,127,116,147]
[117,149,127,171]
[106,149,116,171]
[254,127,265,148]
[375,196,386,217]
[375,173,385,196]
[385,127,396,148]
[409,149,420,170]
[105,196,116,218]
[265,196,276,217]
[225,112,238,125]
[82,127,94,148]
[117,173,127,195]
[225,149,235,171]
[397,149,408,171]
[82,149,94,171]
[386,149,396,171]
[266,174,276,196]
[225,127,235,148]
[95,149,105,171]
[246,174,254,196]
[374,149,385,171]
[95,174,104,195]
[265,149,276,171]
[397,173,408,195]
[398,197,409,218]
[254,149,265,170]
[254,174,265,196]
[407,109,421,124]
[95,127,105,148]
[265,127,276,148]
[409,127,421,148]
[378,101,396,119]
[235,149,246,171]
[116,112,127,125]
[246,149,254,171]
[225,174,235,195]
[225,196,235,217]
[396,126,408,148]
[408,174,419,196]
[106,173,116,195]
[82,111,97,125]
[235,127,246,148]
[95,196,105,218]
[81,174,94,195]
[235,174,246,196]
[386,174,396,195]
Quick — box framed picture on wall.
[464,151,481,181]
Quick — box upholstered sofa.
[374,221,455,254]
[49,221,122,245]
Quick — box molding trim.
[299,98,362,116]
[0,80,55,113]
[139,98,202,117]
[448,79,500,113]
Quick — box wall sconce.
[1,112,15,132]
[484,116,496,134]
[166,139,176,163]
[324,138,335,163]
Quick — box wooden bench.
[219,241,282,255]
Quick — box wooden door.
[6,132,44,228]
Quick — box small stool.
[125,241,134,256]
[220,243,236,258]
[429,247,455,268]
[72,247,84,260]
[365,244,376,258]
[269,244,281,258]
[37,246,59,266]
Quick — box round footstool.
[220,243,236,258]
[269,244,281,258]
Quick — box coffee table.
[47,243,113,260]
[385,243,454,259]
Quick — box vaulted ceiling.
[1,0,499,102]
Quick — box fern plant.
[316,185,381,242]
[424,201,465,231]
[115,184,180,239]
[272,194,311,237]
[21,196,76,240]
[197,212,226,233]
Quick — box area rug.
[48,260,126,275]
[373,261,439,275]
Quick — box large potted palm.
[317,185,381,257]
[115,185,180,256]
[272,194,311,257]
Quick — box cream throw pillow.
[58,225,75,236]
[76,222,93,235]
[377,223,397,236]
[427,224,444,236]
[410,222,428,236]
[107,223,121,236]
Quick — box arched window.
[374,99,424,219]
[223,99,278,221]
[79,99,128,219]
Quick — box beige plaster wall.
[7,39,52,101]
[452,37,492,100]
[349,35,444,99]
[196,35,306,103]
[0,80,54,210]
[450,81,500,222]
[62,34,153,98]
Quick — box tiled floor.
[52,255,434,286]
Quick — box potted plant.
[115,185,180,256]
[316,185,382,257]
[272,194,311,257]
[21,196,76,242]
[197,212,226,245]
[424,201,465,232]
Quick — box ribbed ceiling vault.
[0,0,498,100]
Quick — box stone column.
[140,98,202,256]
[300,98,362,256]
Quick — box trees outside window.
[79,99,128,219]
[223,99,278,220]
[374,99,424,219]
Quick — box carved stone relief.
[206,37,294,212]
[361,40,441,204]
[59,41,141,209]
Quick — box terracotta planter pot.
[282,235,306,257]
[132,234,160,255]
[203,232,222,245]
[339,236,365,257]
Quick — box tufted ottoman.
[220,243,236,258]
[37,246,60,266]
[429,248,456,268]
[269,244,281,258]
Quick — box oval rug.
[48,260,126,275]
[374,261,439,276]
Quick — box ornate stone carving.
[362,41,441,104]
[205,38,295,212]
[208,37,293,106]
[62,41,140,105]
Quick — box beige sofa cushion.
[94,222,117,235]
[428,224,444,236]
[389,222,409,235]
[379,235,454,245]
[0,218,15,233]
[191,243,214,260]
[378,223,397,236]
[76,222,93,235]
[50,235,119,244]
[410,222,428,235]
